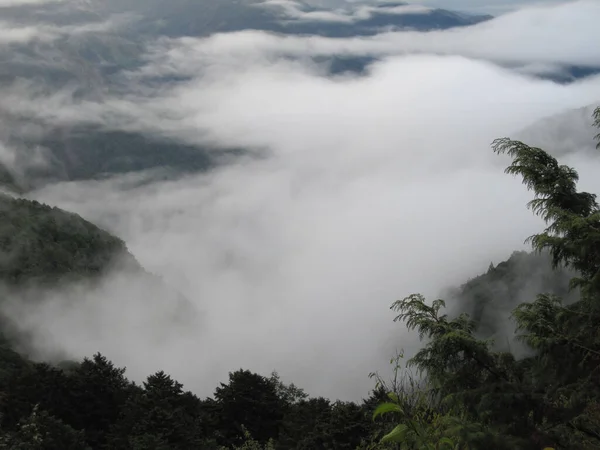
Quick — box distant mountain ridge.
[515,104,600,157]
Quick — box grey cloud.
[90,0,595,96]
[0,0,66,6]
[320,0,572,15]
[0,266,201,380]
[177,0,600,68]
[0,12,136,45]
[0,20,58,43]
[4,0,600,140]
[517,103,599,157]
[256,0,433,23]
[413,0,570,15]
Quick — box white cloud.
[19,52,600,400]
[0,0,66,6]
[411,0,571,15]
[257,0,433,23]
[0,21,58,43]
[156,0,599,70]
[0,13,136,45]
[4,0,600,130]
[1,0,599,401]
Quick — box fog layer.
[2,0,600,400]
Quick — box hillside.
[0,194,140,285]
[516,104,599,158]
[446,250,576,343]
[0,194,195,357]
[0,124,229,193]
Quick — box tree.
[375,106,600,450]
[491,106,600,448]
[0,362,72,432]
[65,353,135,448]
[106,371,206,449]
[0,405,89,450]
[388,295,527,448]
[492,136,600,295]
[269,371,308,406]
[213,369,286,447]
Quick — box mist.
[1,0,600,401]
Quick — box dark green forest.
[0,107,599,449]
[0,194,139,285]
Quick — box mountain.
[0,194,195,353]
[1,123,236,192]
[515,104,600,158]
[0,194,139,285]
[444,251,575,349]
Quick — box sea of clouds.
[0,0,599,400]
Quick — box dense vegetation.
[445,250,575,346]
[0,194,193,356]
[0,107,598,449]
[0,194,140,285]
[373,106,600,449]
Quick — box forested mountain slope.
[375,106,600,449]
[446,250,575,344]
[0,194,194,360]
[0,194,139,285]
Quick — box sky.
[0,0,599,401]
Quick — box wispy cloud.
[0,20,57,43]
[0,0,67,7]
[257,0,433,23]
[0,13,136,45]
[152,0,599,71]
[410,0,571,15]
[4,0,599,131]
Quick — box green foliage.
[269,371,308,405]
[447,250,574,343]
[106,370,207,449]
[219,427,275,450]
[492,135,600,295]
[213,369,287,447]
[594,106,600,148]
[0,405,89,450]
[374,106,600,450]
[0,195,139,285]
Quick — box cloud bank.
[1,0,599,401]
[257,0,433,24]
[164,0,599,70]
[0,0,66,6]
[0,13,136,45]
